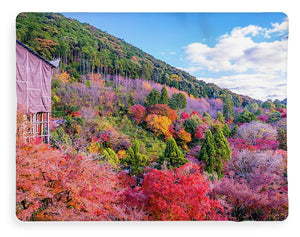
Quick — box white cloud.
[231,24,263,37]
[264,17,289,38]
[183,25,288,73]
[239,40,288,73]
[182,18,288,100]
[184,17,288,72]
[199,73,287,101]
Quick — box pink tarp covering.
[16,43,52,113]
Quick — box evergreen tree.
[202,112,212,124]
[230,125,238,138]
[169,93,187,110]
[223,95,234,121]
[145,88,161,107]
[234,108,257,123]
[102,148,119,167]
[127,93,135,108]
[216,111,225,124]
[214,128,231,177]
[274,99,283,109]
[199,129,231,178]
[160,86,169,104]
[214,128,231,163]
[161,72,170,85]
[122,140,147,175]
[198,130,216,174]
[158,137,188,169]
[184,114,201,135]
[222,123,231,138]
[261,100,273,109]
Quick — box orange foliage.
[35,38,58,52]
[131,56,138,62]
[142,81,152,92]
[147,104,177,122]
[177,128,192,150]
[216,98,223,105]
[88,73,104,87]
[58,71,70,84]
[117,150,127,160]
[145,114,172,139]
[87,140,100,153]
[228,117,234,125]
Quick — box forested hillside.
[16,12,258,106]
[16,12,288,221]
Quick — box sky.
[62,12,288,101]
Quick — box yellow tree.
[177,128,192,150]
[145,114,172,139]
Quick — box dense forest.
[16,12,261,106]
[16,12,288,221]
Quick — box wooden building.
[16,40,58,143]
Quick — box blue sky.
[62,13,288,101]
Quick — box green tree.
[122,140,147,175]
[169,93,187,110]
[127,92,135,108]
[102,148,119,167]
[268,111,281,123]
[255,108,262,116]
[213,128,231,177]
[216,111,224,124]
[223,95,234,121]
[230,125,238,138]
[261,100,273,109]
[222,123,231,138]
[160,86,169,104]
[273,99,283,109]
[184,114,201,135]
[161,72,170,85]
[198,130,216,174]
[145,88,161,107]
[199,129,231,178]
[158,137,188,169]
[234,108,257,123]
[203,112,211,120]
[245,103,259,113]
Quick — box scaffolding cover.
[16,43,52,114]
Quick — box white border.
[1,1,299,236]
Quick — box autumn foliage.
[16,67,288,221]
[177,128,192,150]
[16,141,129,221]
[147,104,177,122]
[128,104,146,124]
[145,114,172,139]
[141,163,225,221]
[15,11,289,222]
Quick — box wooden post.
[47,112,50,143]
[41,112,44,138]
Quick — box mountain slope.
[16,12,259,106]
